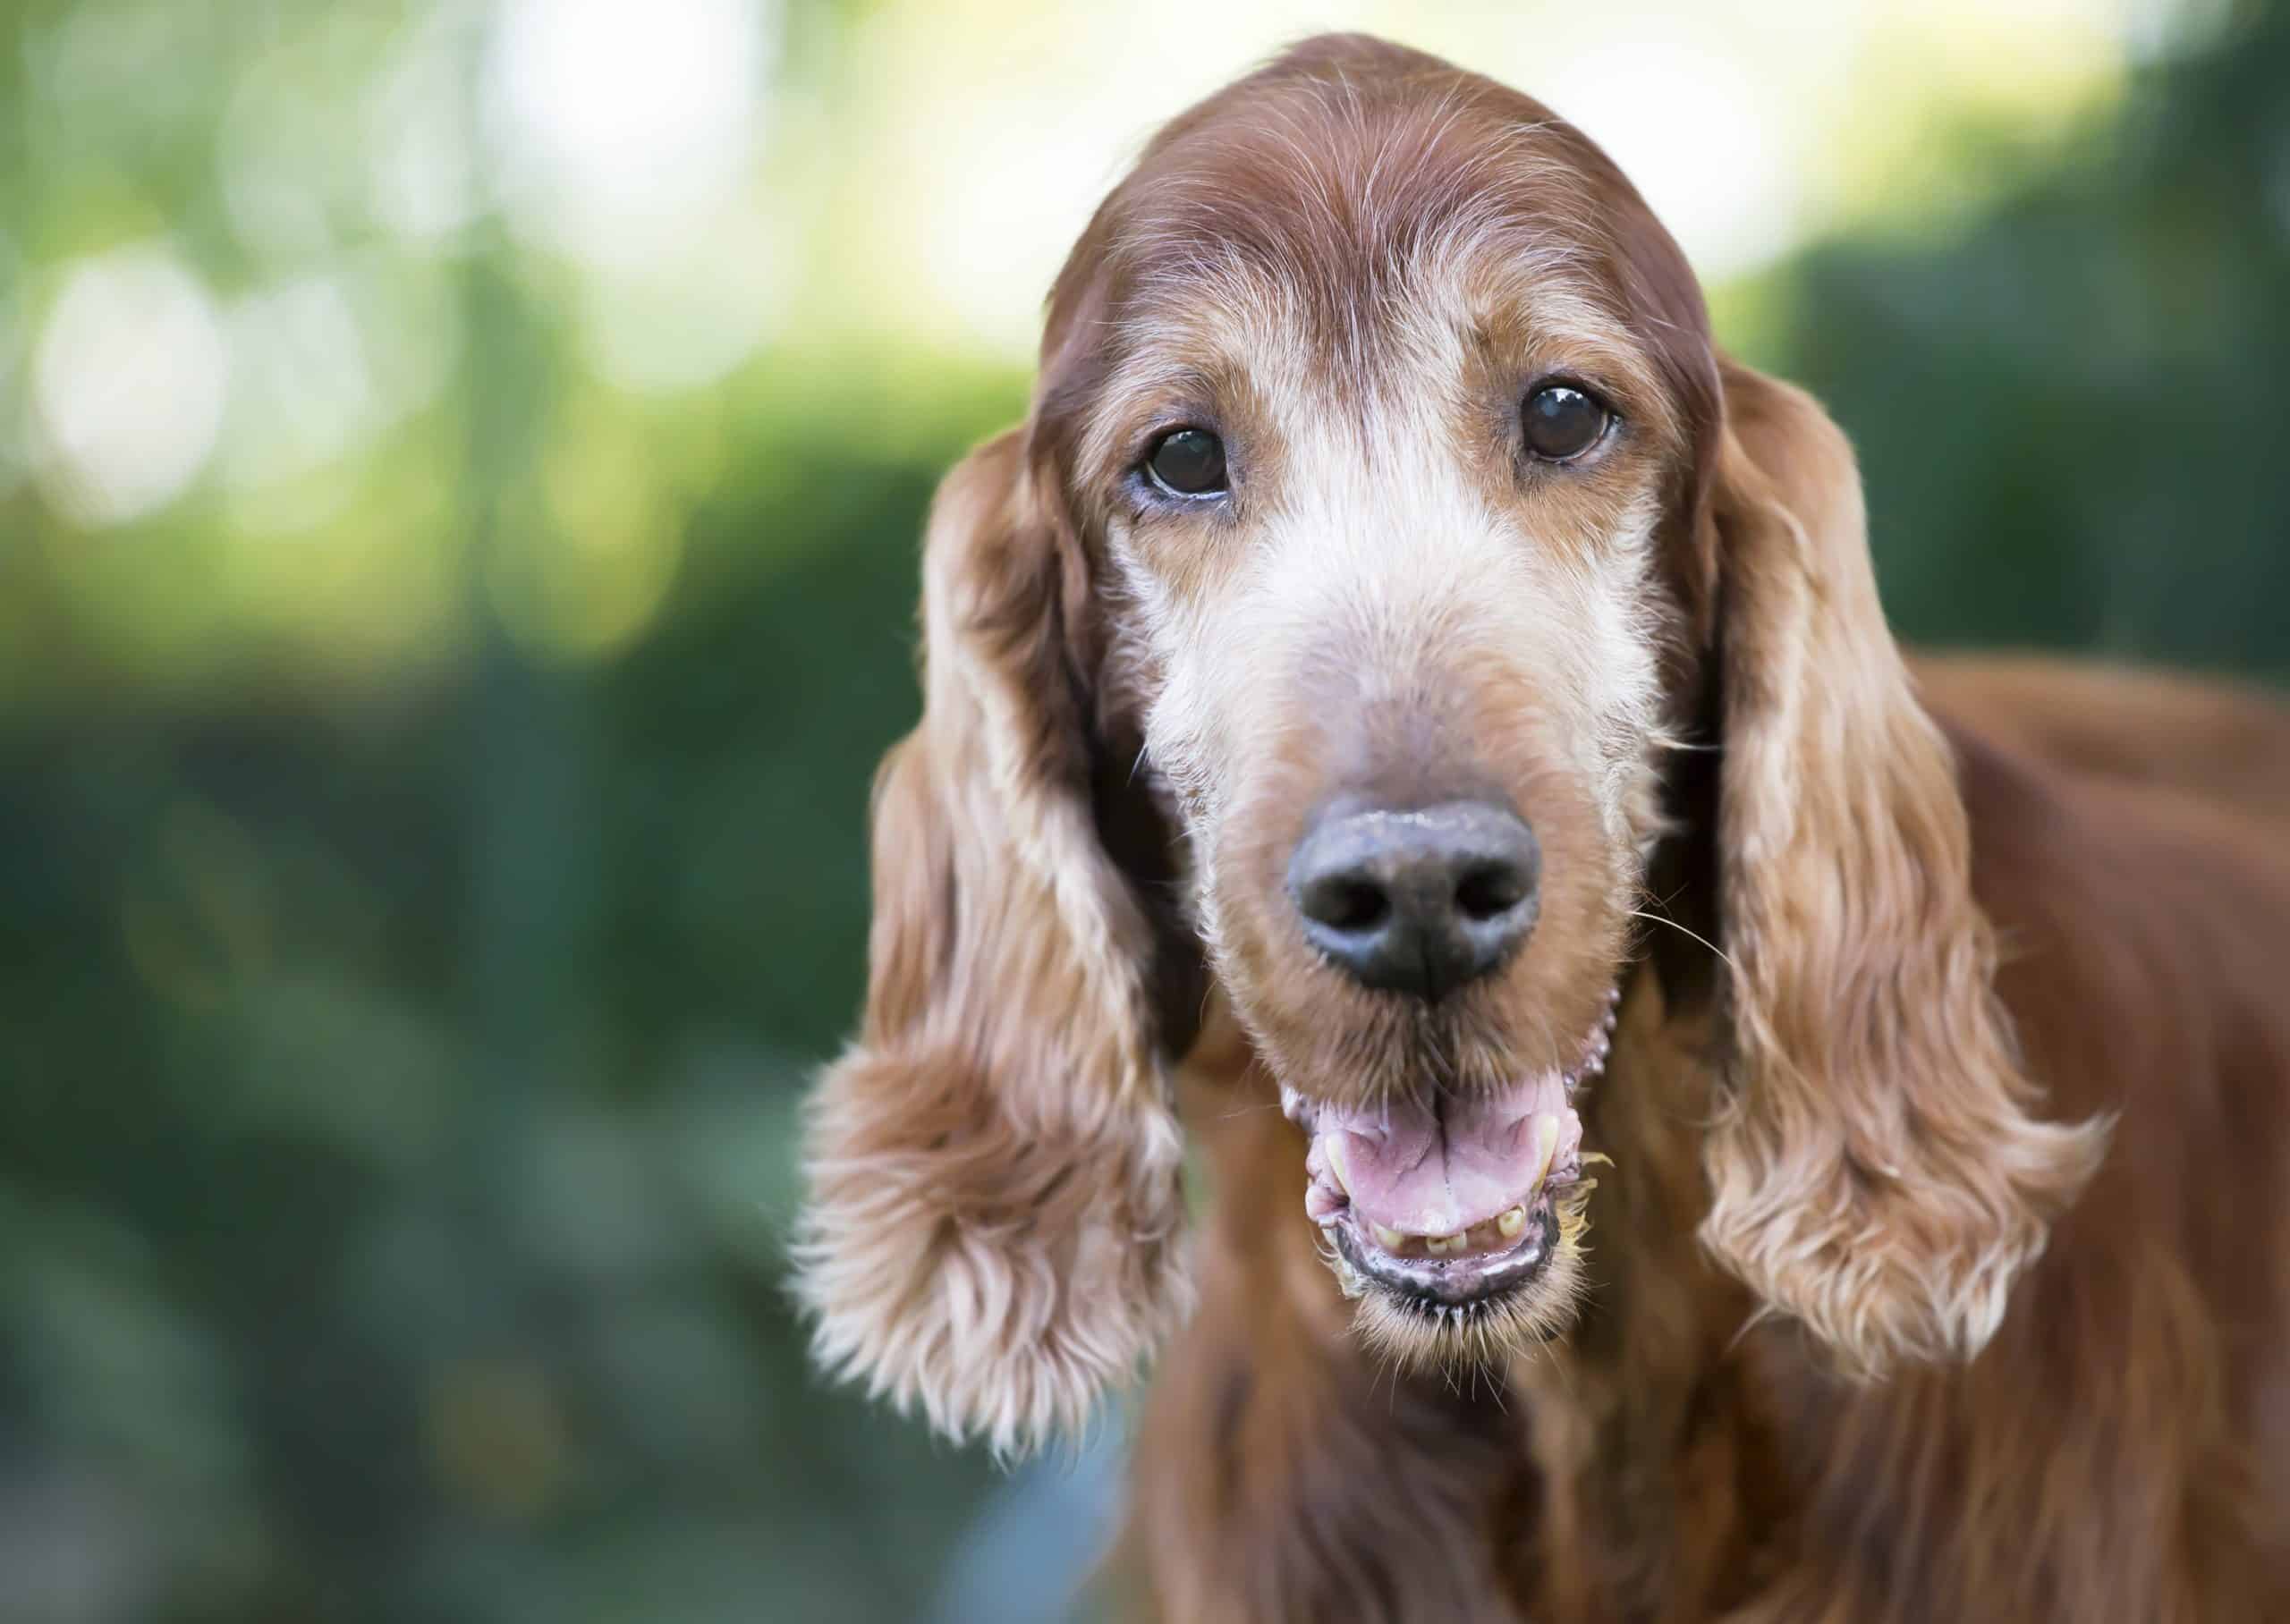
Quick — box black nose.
[1286,800,1540,999]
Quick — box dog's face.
[1048,118,1714,1355]
[795,35,2102,1455]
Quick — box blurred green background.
[2,0,2286,1620]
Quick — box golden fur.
[794,33,2290,1618]
[1693,368,2105,1373]
[793,437,1192,1456]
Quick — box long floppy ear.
[793,430,1190,1455]
[1696,360,2108,1375]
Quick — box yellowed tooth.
[1371,1222,1407,1251]
[1530,1115,1561,1193]
[1497,1205,1527,1238]
[1325,1138,1352,1195]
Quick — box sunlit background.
[3,0,2286,1619]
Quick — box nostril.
[1310,878,1390,933]
[1454,861,1528,921]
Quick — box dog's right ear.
[793,431,1191,1458]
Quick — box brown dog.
[797,36,2290,1620]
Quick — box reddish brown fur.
[796,32,2290,1619]
[1912,653,2290,825]
[1139,689,2290,1621]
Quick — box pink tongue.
[1322,1079,1579,1236]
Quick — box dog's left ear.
[1695,359,2108,1375]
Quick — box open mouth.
[1282,986,1619,1320]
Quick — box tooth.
[1325,1138,1352,1195]
[1530,1115,1561,1194]
[1497,1205,1526,1238]
[1372,1222,1407,1251]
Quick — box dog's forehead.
[1115,65,1604,270]
[1058,85,1695,456]
[1037,56,1721,503]
[1116,100,1622,343]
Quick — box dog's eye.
[1144,428,1228,498]
[1522,384,1610,462]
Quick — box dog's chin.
[1324,1183,1596,1367]
[1280,985,1619,1366]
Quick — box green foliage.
[1761,3,2290,678]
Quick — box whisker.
[1627,908,1737,973]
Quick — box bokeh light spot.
[32,246,229,528]
[483,0,777,273]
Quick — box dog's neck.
[1503,969,1803,1621]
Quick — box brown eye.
[1522,384,1610,461]
[1144,427,1227,497]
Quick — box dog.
[796,35,2290,1620]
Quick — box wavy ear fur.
[793,431,1190,1456]
[1697,361,2108,1375]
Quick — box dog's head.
[794,34,2104,1452]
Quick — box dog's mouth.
[1281,986,1618,1320]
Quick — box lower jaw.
[1324,1197,1561,1311]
